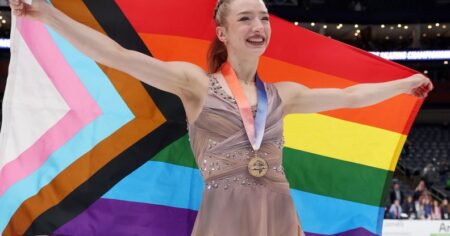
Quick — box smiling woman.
[7,0,434,235]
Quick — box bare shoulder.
[273,81,308,100]
[167,61,209,96]
[167,62,210,123]
[273,81,308,91]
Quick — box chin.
[245,45,268,56]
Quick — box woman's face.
[217,0,271,57]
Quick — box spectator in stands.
[422,195,432,219]
[413,180,428,202]
[416,197,425,219]
[390,182,405,205]
[441,198,450,220]
[432,199,442,220]
[402,195,417,219]
[389,199,403,219]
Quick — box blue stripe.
[291,189,383,235]
[103,161,204,211]
[0,27,134,231]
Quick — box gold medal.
[248,154,268,177]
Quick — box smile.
[246,36,266,46]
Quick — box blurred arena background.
[0,0,448,235]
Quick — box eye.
[262,16,270,21]
[239,16,250,21]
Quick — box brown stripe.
[3,1,166,234]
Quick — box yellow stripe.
[284,114,406,171]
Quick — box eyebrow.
[237,11,269,15]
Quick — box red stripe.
[116,0,417,84]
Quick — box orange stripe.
[259,57,418,135]
[139,33,209,70]
[139,33,418,134]
[4,1,166,235]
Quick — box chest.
[215,76,259,107]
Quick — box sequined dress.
[188,76,303,236]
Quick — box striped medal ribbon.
[221,62,269,177]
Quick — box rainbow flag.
[0,0,422,235]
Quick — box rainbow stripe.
[0,0,422,235]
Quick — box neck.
[226,53,260,84]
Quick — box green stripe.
[152,134,393,207]
[151,134,198,169]
[283,147,393,207]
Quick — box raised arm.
[275,74,433,115]
[10,0,209,122]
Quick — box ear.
[216,26,227,44]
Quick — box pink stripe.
[0,19,101,196]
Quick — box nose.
[252,19,264,33]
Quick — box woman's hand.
[9,0,50,21]
[405,74,434,98]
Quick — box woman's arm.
[275,74,433,114]
[10,0,209,122]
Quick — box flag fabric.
[0,0,422,235]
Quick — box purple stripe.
[53,198,198,236]
[306,227,378,236]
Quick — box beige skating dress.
[188,75,303,236]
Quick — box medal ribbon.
[221,62,268,151]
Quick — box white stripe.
[0,19,69,170]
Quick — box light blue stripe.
[103,161,204,211]
[103,160,383,236]
[0,27,134,232]
[291,189,383,235]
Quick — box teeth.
[247,38,264,43]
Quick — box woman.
[432,199,442,220]
[402,195,417,219]
[414,180,428,202]
[10,0,433,235]
[441,198,450,220]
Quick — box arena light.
[370,50,450,61]
[0,38,10,48]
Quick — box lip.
[246,35,266,46]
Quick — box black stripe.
[82,0,186,123]
[25,123,187,235]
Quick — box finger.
[9,0,21,7]
[12,9,24,16]
[10,2,23,10]
[416,87,425,94]
[422,83,431,92]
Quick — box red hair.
[207,0,233,73]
